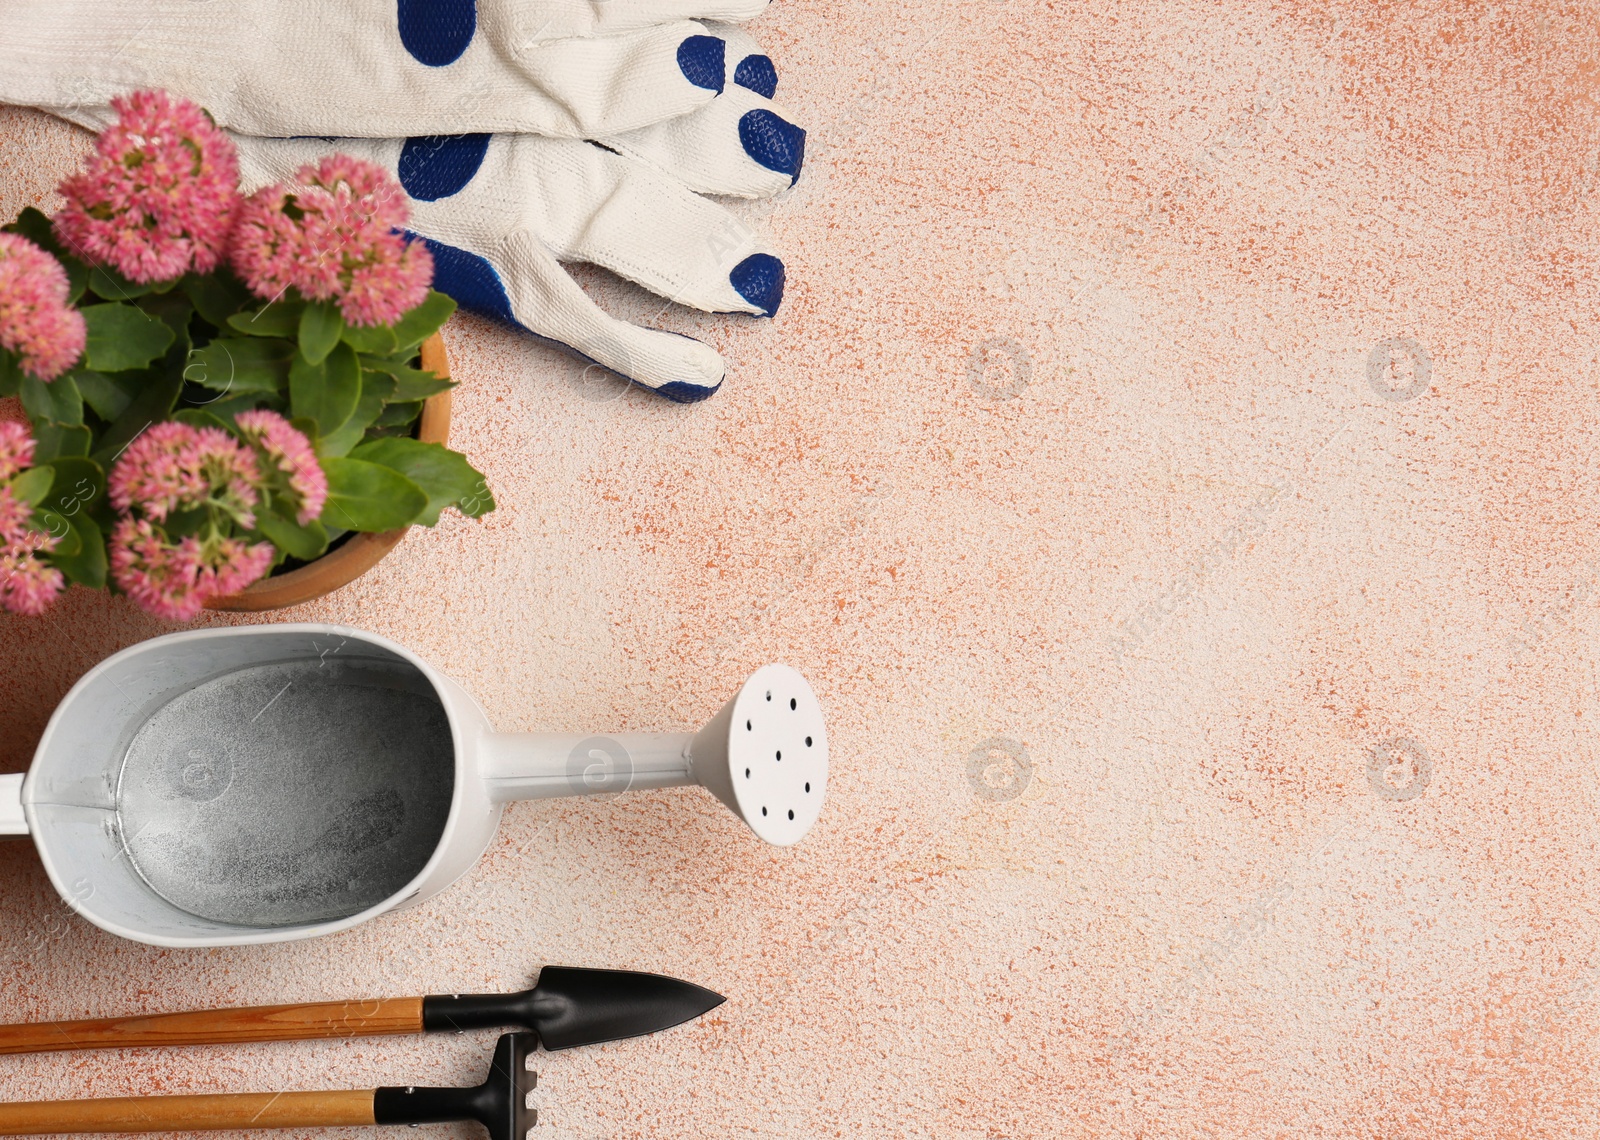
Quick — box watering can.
[0,624,828,947]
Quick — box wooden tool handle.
[0,1090,376,1135]
[0,998,423,1055]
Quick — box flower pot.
[204,333,452,612]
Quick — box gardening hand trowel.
[0,965,722,1056]
[0,1030,545,1138]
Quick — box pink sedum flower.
[0,421,65,615]
[109,420,260,527]
[230,155,432,326]
[234,409,327,524]
[0,549,64,616]
[109,516,272,622]
[207,535,275,596]
[108,420,276,620]
[0,421,37,481]
[0,485,33,546]
[109,516,206,621]
[0,234,87,381]
[54,90,239,283]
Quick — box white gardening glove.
[235,29,804,402]
[0,0,774,138]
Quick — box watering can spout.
[0,773,26,837]
[479,664,829,847]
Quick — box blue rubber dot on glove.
[398,0,477,67]
[416,235,517,325]
[678,35,727,93]
[398,134,491,201]
[734,54,778,98]
[730,253,786,317]
[738,110,806,184]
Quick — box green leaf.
[298,301,345,365]
[253,509,329,562]
[73,370,137,422]
[376,399,424,429]
[8,465,54,507]
[29,459,96,563]
[91,367,184,468]
[182,271,254,328]
[351,436,493,526]
[228,300,303,338]
[135,291,195,339]
[390,290,456,351]
[31,422,92,463]
[186,337,293,395]
[19,373,83,427]
[37,509,81,560]
[204,390,286,424]
[48,511,106,589]
[319,456,427,532]
[161,505,209,541]
[291,342,361,439]
[0,351,19,398]
[172,408,234,435]
[365,362,453,403]
[82,303,174,372]
[317,372,393,458]
[33,456,104,514]
[3,208,87,302]
[88,264,152,301]
[343,322,397,355]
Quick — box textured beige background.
[4,1,1600,1135]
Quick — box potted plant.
[0,91,492,621]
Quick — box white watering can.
[0,624,828,948]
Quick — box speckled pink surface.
[5,2,1600,1135]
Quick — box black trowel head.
[527,966,726,1050]
[421,966,726,1050]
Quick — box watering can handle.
[0,774,24,837]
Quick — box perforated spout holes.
[722,664,828,846]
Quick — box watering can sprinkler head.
[687,664,829,847]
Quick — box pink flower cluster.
[110,517,272,623]
[109,421,261,527]
[0,422,64,616]
[0,233,86,381]
[108,421,273,621]
[54,91,239,284]
[230,155,433,326]
[105,412,324,621]
[235,409,328,524]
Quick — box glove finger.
[597,84,803,199]
[387,133,787,317]
[501,0,771,41]
[595,20,800,198]
[704,21,780,97]
[422,230,727,402]
[0,6,725,138]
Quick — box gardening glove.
[234,26,804,403]
[0,0,774,139]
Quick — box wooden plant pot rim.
[204,333,451,612]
